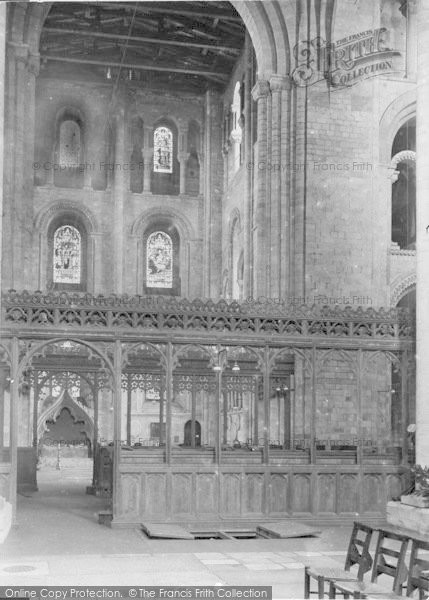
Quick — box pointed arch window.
[146,231,173,288]
[53,225,81,284]
[153,127,173,173]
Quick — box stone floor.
[0,461,380,599]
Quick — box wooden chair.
[328,529,409,599]
[406,538,429,600]
[304,521,375,599]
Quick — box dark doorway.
[184,420,201,447]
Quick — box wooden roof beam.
[41,54,229,81]
[42,27,242,53]
[94,2,242,22]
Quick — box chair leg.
[317,576,325,599]
[328,581,336,599]
[304,567,311,599]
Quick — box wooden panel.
[119,474,140,520]
[116,459,405,524]
[269,473,289,515]
[317,473,336,514]
[362,474,385,514]
[171,473,193,517]
[144,473,167,517]
[386,473,404,500]
[196,473,218,515]
[245,473,264,515]
[221,473,241,516]
[291,473,311,514]
[338,474,358,514]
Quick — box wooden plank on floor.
[141,523,195,539]
[257,521,321,539]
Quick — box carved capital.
[388,168,400,183]
[251,79,270,101]
[269,74,291,93]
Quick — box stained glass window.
[146,231,173,288]
[59,120,81,167]
[153,127,173,173]
[53,225,81,284]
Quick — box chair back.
[344,521,374,580]
[406,538,429,599]
[370,529,409,595]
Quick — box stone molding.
[391,273,416,306]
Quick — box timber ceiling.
[40,1,246,92]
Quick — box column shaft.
[416,0,429,467]
[251,80,270,298]
[113,107,126,293]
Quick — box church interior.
[0,0,426,539]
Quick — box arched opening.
[183,420,201,447]
[53,109,85,189]
[13,340,114,521]
[151,120,179,195]
[391,118,416,249]
[143,222,181,296]
[47,212,88,291]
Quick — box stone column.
[251,79,271,298]
[243,34,253,297]
[0,2,5,301]
[178,152,189,195]
[113,104,126,293]
[142,125,152,193]
[403,0,418,80]
[416,0,429,467]
[269,75,290,299]
[142,149,152,193]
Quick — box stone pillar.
[416,0,429,467]
[269,75,290,299]
[404,0,418,80]
[113,105,126,293]
[178,152,189,195]
[142,149,152,193]
[243,34,253,298]
[143,125,152,193]
[251,79,270,298]
[0,2,5,299]
[197,151,204,195]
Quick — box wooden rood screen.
[0,291,414,524]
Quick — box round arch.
[391,273,416,307]
[35,200,99,235]
[379,90,416,164]
[131,206,195,241]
